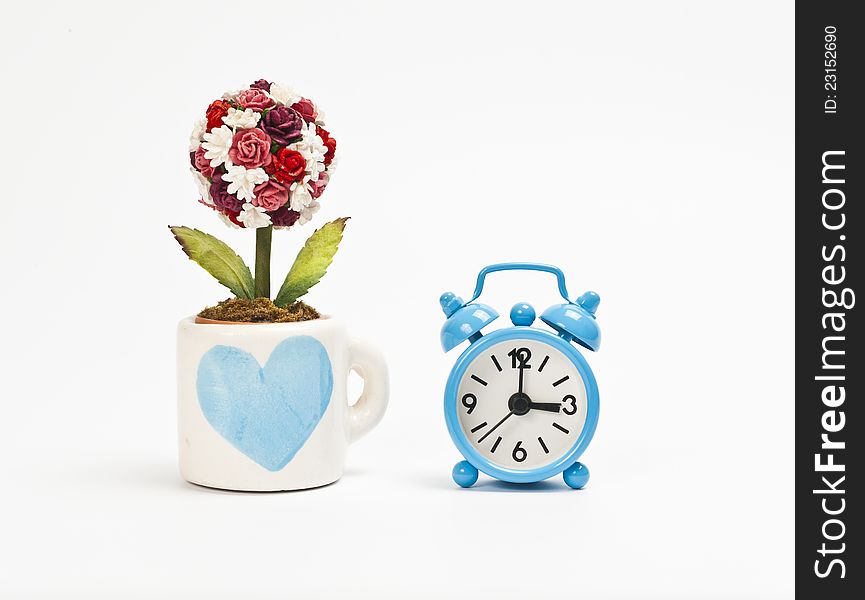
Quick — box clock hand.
[477,410,515,443]
[527,401,561,413]
[518,365,525,395]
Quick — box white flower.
[314,107,327,127]
[289,180,314,211]
[289,122,328,182]
[221,89,240,100]
[222,164,268,202]
[222,107,260,129]
[307,156,326,183]
[298,200,320,225]
[238,203,272,229]
[268,82,301,106]
[189,119,206,151]
[292,121,327,156]
[202,125,233,167]
[190,168,211,203]
[217,212,241,229]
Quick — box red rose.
[224,210,245,228]
[265,148,306,184]
[291,98,317,122]
[316,127,337,165]
[205,99,232,132]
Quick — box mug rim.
[180,315,338,333]
[193,314,331,325]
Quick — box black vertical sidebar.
[796,1,862,597]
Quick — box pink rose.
[190,146,214,178]
[236,88,275,111]
[309,171,329,198]
[290,98,317,122]
[251,180,289,211]
[228,128,273,169]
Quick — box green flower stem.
[255,225,273,299]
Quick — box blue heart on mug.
[196,336,333,471]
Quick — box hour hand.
[527,401,561,413]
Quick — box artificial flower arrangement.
[171,79,345,321]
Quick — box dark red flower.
[316,127,337,165]
[205,99,232,131]
[265,148,306,184]
[291,98,317,122]
[261,106,304,145]
[210,171,244,213]
[250,79,272,92]
[269,205,300,227]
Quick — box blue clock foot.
[452,461,479,488]
[563,462,590,489]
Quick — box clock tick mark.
[491,355,502,372]
[470,421,487,433]
[552,422,569,434]
[538,436,549,454]
[552,375,570,387]
[491,436,502,453]
[471,374,488,386]
[538,356,550,373]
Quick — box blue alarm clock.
[440,263,601,489]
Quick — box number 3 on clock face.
[444,329,599,482]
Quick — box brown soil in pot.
[197,297,320,323]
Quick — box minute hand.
[527,401,561,413]
[477,410,515,443]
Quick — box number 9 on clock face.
[445,331,598,480]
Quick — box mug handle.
[346,338,389,443]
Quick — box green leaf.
[274,218,349,307]
[169,226,255,299]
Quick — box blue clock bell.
[440,263,601,489]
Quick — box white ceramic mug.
[177,317,388,491]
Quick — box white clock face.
[455,338,587,470]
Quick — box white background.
[0,1,793,598]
